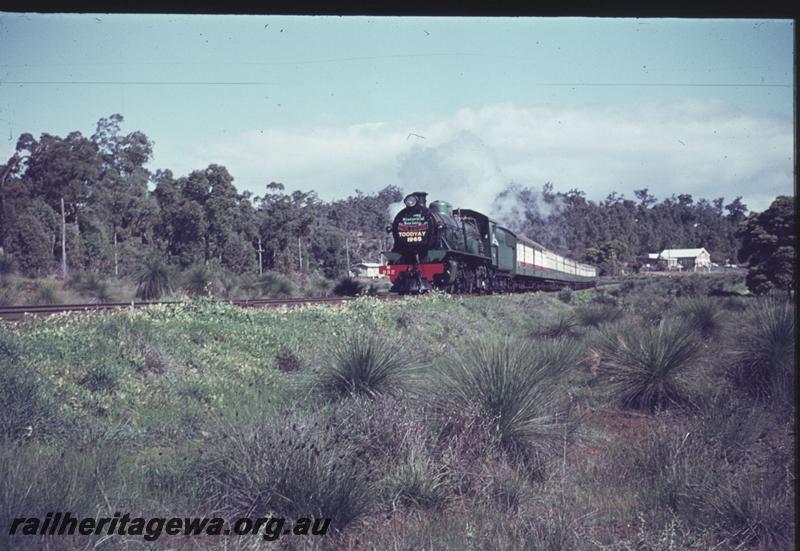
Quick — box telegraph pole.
[257,238,264,276]
[345,236,350,277]
[113,230,118,277]
[60,197,67,279]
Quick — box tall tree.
[736,196,795,295]
[256,183,318,273]
[91,114,157,275]
[10,131,102,273]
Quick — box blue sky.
[0,14,794,212]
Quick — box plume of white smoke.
[397,131,556,214]
[492,184,528,230]
[491,183,566,233]
[391,130,568,248]
[396,131,506,211]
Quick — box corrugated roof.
[659,248,708,258]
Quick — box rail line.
[0,296,382,322]
[0,280,621,322]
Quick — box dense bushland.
[3,115,792,306]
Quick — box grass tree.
[72,271,115,303]
[201,410,373,530]
[133,256,174,300]
[535,312,581,339]
[313,331,422,400]
[594,318,701,412]
[430,337,580,470]
[182,263,222,296]
[727,298,795,404]
[677,296,725,339]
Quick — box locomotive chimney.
[413,192,428,207]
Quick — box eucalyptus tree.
[256,183,318,273]
[8,130,101,275]
[90,114,157,275]
[737,196,795,294]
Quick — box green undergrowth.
[1,274,794,550]
[1,293,568,434]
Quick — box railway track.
[0,281,618,322]
[0,296,378,322]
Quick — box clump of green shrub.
[0,277,17,306]
[576,303,623,327]
[348,506,553,550]
[704,467,795,548]
[0,334,58,440]
[726,298,795,404]
[312,331,421,400]
[677,296,725,338]
[590,516,709,550]
[721,295,749,312]
[607,408,794,549]
[68,271,116,303]
[80,362,125,393]
[307,272,334,297]
[333,276,364,296]
[181,263,224,297]
[591,289,618,306]
[430,337,579,470]
[0,441,128,550]
[133,256,174,300]
[0,254,17,276]
[134,341,174,374]
[557,286,573,303]
[252,271,296,298]
[365,278,392,296]
[327,396,431,468]
[593,319,700,411]
[274,348,303,373]
[535,312,581,339]
[484,462,534,513]
[201,410,373,529]
[381,441,449,511]
[30,282,64,305]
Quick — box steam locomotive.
[380,191,597,294]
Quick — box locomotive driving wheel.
[463,267,475,294]
[475,265,490,294]
[453,263,475,294]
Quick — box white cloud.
[159,100,793,212]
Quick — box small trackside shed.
[351,262,384,278]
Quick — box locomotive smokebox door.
[394,194,435,255]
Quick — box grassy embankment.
[0,267,390,306]
[1,272,794,550]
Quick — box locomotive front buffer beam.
[380,263,445,294]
